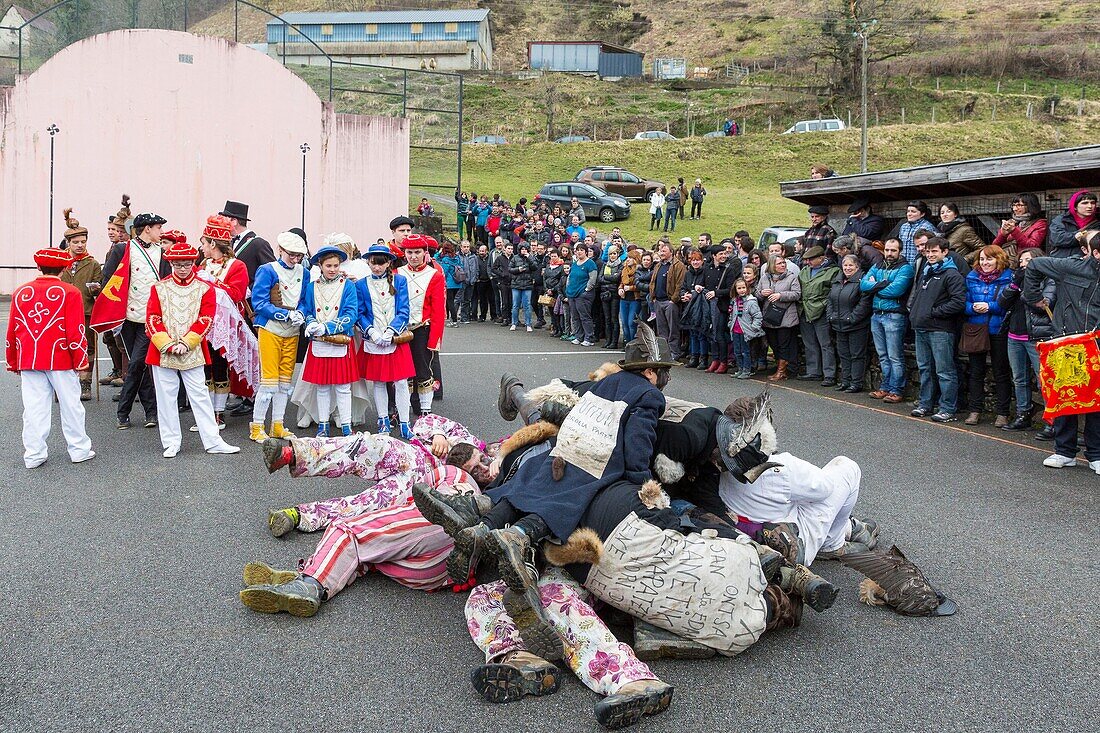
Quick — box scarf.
[977,267,1003,284]
[1068,189,1098,229]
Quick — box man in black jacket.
[219,201,275,286]
[473,243,492,322]
[491,239,514,325]
[700,238,740,373]
[908,237,966,423]
[529,241,548,329]
[1025,232,1100,474]
[841,198,886,242]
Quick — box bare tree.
[542,76,560,142]
[816,0,932,96]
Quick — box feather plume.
[635,320,661,362]
[120,194,130,207]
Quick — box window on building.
[444,22,458,33]
[321,24,333,36]
[365,23,377,34]
[410,23,423,34]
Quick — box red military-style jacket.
[5,275,90,372]
[144,269,216,368]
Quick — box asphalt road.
[2,319,1097,733]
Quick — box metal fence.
[0,0,463,229]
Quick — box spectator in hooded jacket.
[938,202,988,266]
[437,242,464,327]
[663,186,682,232]
[908,237,967,423]
[618,249,642,344]
[1046,189,1099,258]
[689,179,707,220]
[508,243,536,331]
[993,193,1048,258]
[634,249,654,323]
[728,277,763,378]
[542,251,566,337]
[842,198,886,243]
[457,240,478,323]
[997,248,1056,434]
[1024,230,1100,474]
[861,238,914,403]
[961,245,1014,427]
[827,255,873,393]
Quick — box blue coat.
[860,259,914,313]
[355,273,410,334]
[438,255,464,290]
[298,277,357,336]
[251,260,305,330]
[964,269,1013,334]
[488,369,665,540]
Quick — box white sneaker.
[572,338,581,345]
[207,443,241,455]
[71,451,96,464]
[581,341,594,347]
[163,446,180,458]
[189,425,199,433]
[1042,453,1077,468]
[526,326,533,333]
[510,324,517,331]
[1090,460,1100,476]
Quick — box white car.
[634,130,677,140]
[759,226,806,248]
[782,118,846,134]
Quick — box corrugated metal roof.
[269,9,490,26]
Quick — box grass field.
[448,119,1096,244]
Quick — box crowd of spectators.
[439,187,1100,460]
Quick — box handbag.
[959,319,991,353]
[538,293,555,306]
[761,301,786,329]
[453,265,467,283]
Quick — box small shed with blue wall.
[527,41,643,79]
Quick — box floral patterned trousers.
[465,568,657,696]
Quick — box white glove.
[378,329,394,346]
[366,326,381,343]
[168,342,188,355]
[194,270,214,283]
[288,310,305,326]
[305,322,324,338]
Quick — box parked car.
[536,182,631,222]
[759,226,806,248]
[469,135,508,144]
[781,118,845,135]
[554,135,592,144]
[702,130,726,138]
[634,130,677,140]
[574,166,664,202]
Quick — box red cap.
[202,214,234,242]
[34,247,74,269]
[161,229,188,244]
[401,233,438,252]
[163,241,199,261]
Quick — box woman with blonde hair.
[961,245,1014,426]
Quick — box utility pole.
[299,143,310,230]
[47,124,59,244]
[854,19,877,173]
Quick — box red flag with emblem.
[90,246,132,332]
[1037,331,1100,421]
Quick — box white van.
[782,118,846,134]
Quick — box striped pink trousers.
[301,501,455,597]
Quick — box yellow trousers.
[259,329,299,388]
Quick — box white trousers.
[152,365,226,452]
[799,456,862,561]
[20,369,93,468]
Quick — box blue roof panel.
[268,9,490,26]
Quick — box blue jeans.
[664,207,678,231]
[1006,337,1043,412]
[870,312,908,395]
[914,329,958,414]
[511,288,532,326]
[619,299,640,342]
[689,330,708,357]
[731,331,751,372]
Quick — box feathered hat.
[62,208,88,241]
[715,391,780,482]
[618,321,677,371]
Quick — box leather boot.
[714,361,727,374]
[470,650,560,704]
[764,584,802,631]
[696,355,710,370]
[594,679,675,729]
[262,438,293,473]
[489,528,564,661]
[685,355,699,369]
[779,564,839,612]
[498,373,524,421]
[412,483,491,538]
[249,422,270,444]
[768,359,789,382]
[760,522,805,566]
[447,523,491,587]
[267,507,300,537]
[79,377,92,401]
[704,359,720,373]
[1003,412,1032,431]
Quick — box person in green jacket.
[797,246,840,385]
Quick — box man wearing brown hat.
[59,208,103,400]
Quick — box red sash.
[1037,331,1100,420]
[90,245,132,332]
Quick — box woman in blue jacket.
[437,242,464,327]
[962,245,1014,426]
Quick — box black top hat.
[220,201,250,222]
[618,322,678,371]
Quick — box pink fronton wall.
[0,29,409,293]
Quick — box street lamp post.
[854,20,877,174]
[47,124,59,244]
[299,142,310,230]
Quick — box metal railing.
[0,0,463,228]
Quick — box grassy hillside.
[452,120,1095,244]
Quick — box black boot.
[1003,412,1032,431]
[685,355,699,369]
[412,483,491,537]
[487,525,564,661]
[1035,423,1055,440]
[695,355,710,370]
[498,373,524,422]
